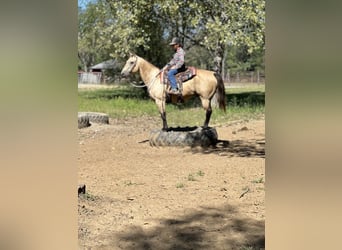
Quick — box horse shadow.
[226,91,265,106]
[166,126,199,132]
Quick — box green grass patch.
[187,174,196,181]
[176,183,185,188]
[251,177,264,184]
[226,84,265,94]
[78,85,264,125]
[196,170,205,177]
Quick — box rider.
[163,37,186,94]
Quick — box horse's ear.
[129,51,136,57]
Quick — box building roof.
[90,59,117,70]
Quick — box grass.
[225,84,265,94]
[124,180,134,186]
[78,84,264,125]
[176,183,185,188]
[196,170,205,177]
[187,174,196,181]
[252,177,264,184]
[187,171,205,182]
[124,180,144,186]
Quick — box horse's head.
[121,53,139,77]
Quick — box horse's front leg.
[155,99,168,131]
[161,111,168,131]
[200,97,212,128]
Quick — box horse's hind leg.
[204,108,212,128]
[200,97,212,128]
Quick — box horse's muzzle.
[121,71,130,78]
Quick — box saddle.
[161,67,197,94]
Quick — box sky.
[78,0,96,10]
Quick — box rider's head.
[169,37,181,51]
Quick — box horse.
[120,53,226,130]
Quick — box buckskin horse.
[121,53,226,130]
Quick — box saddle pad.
[161,67,197,85]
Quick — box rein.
[146,73,160,92]
[127,55,161,89]
[129,81,146,88]
[127,56,146,88]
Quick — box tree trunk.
[221,46,228,82]
[213,43,224,75]
[212,42,225,108]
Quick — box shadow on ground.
[186,138,265,158]
[110,205,264,250]
[145,125,265,157]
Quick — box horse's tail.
[214,72,226,112]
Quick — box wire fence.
[223,70,265,84]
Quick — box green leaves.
[78,0,265,72]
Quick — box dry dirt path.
[78,116,265,249]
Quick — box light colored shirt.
[168,47,185,69]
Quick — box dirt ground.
[78,115,265,250]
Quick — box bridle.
[125,55,146,88]
[127,55,138,73]
[128,55,160,91]
[125,55,165,103]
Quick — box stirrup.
[168,88,180,94]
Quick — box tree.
[78,0,265,75]
[157,0,265,75]
[78,3,100,71]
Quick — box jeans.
[167,69,178,89]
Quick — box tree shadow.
[79,86,150,100]
[110,204,264,250]
[226,91,265,106]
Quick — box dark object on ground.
[78,114,91,129]
[78,112,109,125]
[78,184,86,196]
[149,126,218,147]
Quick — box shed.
[90,59,117,71]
